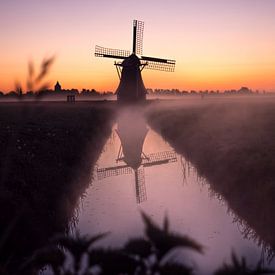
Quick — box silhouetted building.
[54,81,62,92]
[116,54,147,102]
[94,20,176,103]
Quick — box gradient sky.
[1,0,275,92]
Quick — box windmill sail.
[97,150,177,181]
[142,151,177,167]
[94,19,176,102]
[95,45,130,60]
[97,165,133,180]
[141,56,176,72]
[95,114,177,204]
[133,20,144,55]
[134,168,147,203]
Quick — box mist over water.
[74,106,275,274]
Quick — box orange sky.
[1,0,275,93]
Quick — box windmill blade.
[134,168,147,203]
[141,56,176,72]
[141,56,175,63]
[133,20,144,55]
[142,151,177,167]
[142,61,175,72]
[97,165,133,180]
[95,45,130,60]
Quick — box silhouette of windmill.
[96,113,177,203]
[94,20,176,103]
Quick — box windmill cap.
[122,54,141,67]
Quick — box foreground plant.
[21,212,202,275]
[17,212,274,275]
[15,56,55,97]
[214,253,273,275]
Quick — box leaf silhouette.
[26,61,35,91]
[214,252,274,275]
[20,246,65,275]
[159,262,193,275]
[163,214,169,233]
[88,248,138,275]
[52,232,107,272]
[141,211,203,259]
[35,56,55,83]
[14,56,55,95]
[124,237,152,258]
[53,232,107,253]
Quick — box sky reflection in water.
[74,110,275,274]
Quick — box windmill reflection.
[97,110,177,203]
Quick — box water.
[74,109,275,274]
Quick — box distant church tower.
[54,81,61,92]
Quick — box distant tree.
[238,87,251,94]
[70,89,79,94]
[106,91,114,95]
[25,91,34,97]
[6,91,18,97]
[91,89,97,95]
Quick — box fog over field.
[147,96,275,255]
[1,96,275,274]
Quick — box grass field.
[146,97,275,255]
[0,101,116,272]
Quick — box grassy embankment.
[146,98,275,253]
[0,101,116,272]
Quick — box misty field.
[3,97,275,273]
[146,97,275,253]
[0,101,115,272]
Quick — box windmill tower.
[95,20,176,103]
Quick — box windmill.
[96,112,178,203]
[94,20,176,103]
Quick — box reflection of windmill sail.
[135,168,147,203]
[143,151,177,167]
[97,164,132,180]
[96,111,178,203]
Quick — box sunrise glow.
[1,0,275,92]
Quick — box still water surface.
[74,110,275,274]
